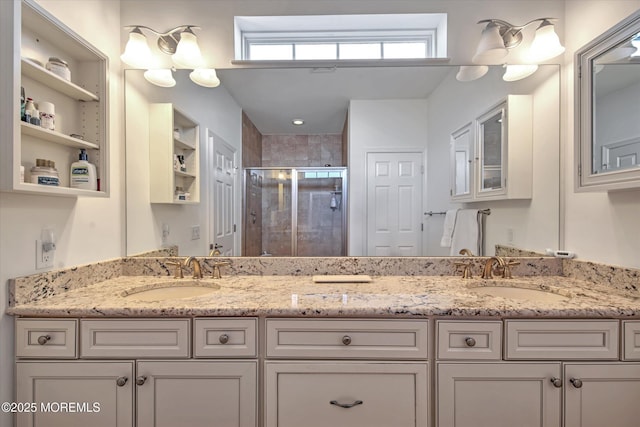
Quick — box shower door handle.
[250,211,256,224]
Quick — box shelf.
[174,138,196,151]
[14,182,107,198]
[21,122,99,150]
[174,170,196,178]
[21,58,99,102]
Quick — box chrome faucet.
[481,256,506,279]
[184,256,202,279]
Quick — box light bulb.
[144,69,176,87]
[528,20,565,62]
[190,68,220,87]
[172,30,204,68]
[121,28,152,68]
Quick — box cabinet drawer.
[266,319,428,359]
[15,319,77,358]
[194,318,257,358]
[80,319,190,358]
[265,362,428,427]
[623,321,640,360]
[505,320,619,360]
[437,321,502,360]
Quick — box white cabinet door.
[437,362,562,427]
[136,360,257,427]
[265,361,428,427]
[564,363,640,427]
[16,361,134,427]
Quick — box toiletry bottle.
[20,87,26,121]
[24,98,36,124]
[70,149,97,190]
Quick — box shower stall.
[243,167,347,256]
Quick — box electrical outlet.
[162,223,170,244]
[506,228,514,244]
[191,225,200,240]
[35,239,54,269]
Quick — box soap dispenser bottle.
[70,149,97,190]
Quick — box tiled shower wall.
[262,134,343,167]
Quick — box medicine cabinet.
[0,0,109,197]
[575,10,640,191]
[449,95,532,202]
[149,103,200,204]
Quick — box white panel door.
[209,130,236,256]
[137,361,257,427]
[16,361,134,427]
[366,152,423,256]
[564,363,640,427]
[437,362,562,427]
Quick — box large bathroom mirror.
[125,63,560,257]
[575,10,640,191]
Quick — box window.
[235,14,447,61]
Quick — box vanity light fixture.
[121,25,220,88]
[473,18,565,64]
[458,17,564,82]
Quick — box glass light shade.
[190,68,220,88]
[121,30,152,68]
[144,69,176,87]
[527,21,565,62]
[456,65,489,82]
[503,64,538,81]
[172,31,204,68]
[472,23,509,64]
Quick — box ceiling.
[216,65,452,134]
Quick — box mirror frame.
[575,9,640,191]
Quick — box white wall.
[348,99,429,255]
[0,0,123,424]
[125,71,242,256]
[425,66,561,256]
[563,0,640,268]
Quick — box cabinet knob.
[342,335,352,346]
[330,400,363,409]
[116,377,128,387]
[219,334,229,344]
[136,376,147,386]
[37,335,51,345]
[550,377,562,388]
[570,378,583,389]
[464,337,476,347]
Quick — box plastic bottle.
[70,149,97,190]
[25,98,36,124]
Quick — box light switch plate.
[191,225,200,240]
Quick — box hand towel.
[440,209,459,247]
[450,209,481,256]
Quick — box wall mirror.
[575,10,640,191]
[125,64,560,257]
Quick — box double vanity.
[8,255,640,427]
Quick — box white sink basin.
[468,286,569,302]
[123,282,220,301]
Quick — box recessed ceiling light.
[292,119,304,126]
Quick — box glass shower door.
[296,169,345,256]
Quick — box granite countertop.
[8,274,640,318]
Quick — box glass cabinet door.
[476,103,506,196]
[450,123,473,200]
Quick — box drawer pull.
[342,335,352,346]
[116,377,128,387]
[550,377,562,388]
[570,378,583,389]
[330,400,363,409]
[219,334,229,344]
[37,335,51,345]
[464,337,476,347]
[136,376,147,386]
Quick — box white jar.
[31,159,59,186]
[38,101,55,131]
[46,57,71,81]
